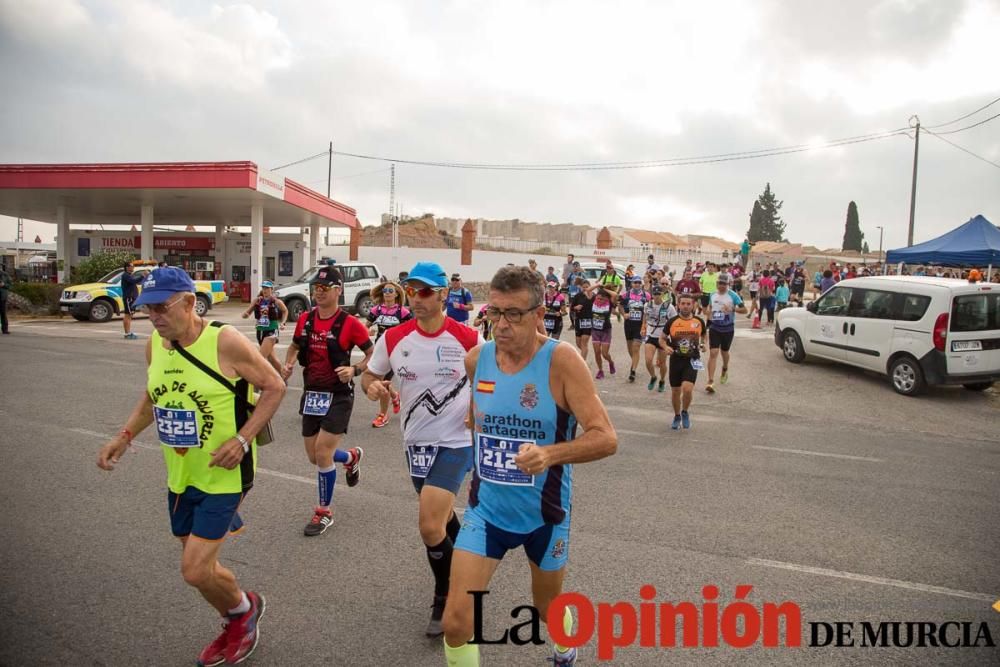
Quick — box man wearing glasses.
[361,262,483,637]
[95,267,285,666]
[282,266,373,537]
[442,266,618,667]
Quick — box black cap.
[310,266,343,287]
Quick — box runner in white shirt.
[642,286,677,392]
[361,262,483,638]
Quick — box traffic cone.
[752,314,761,329]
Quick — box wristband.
[120,428,133,443]
[235,434,250,453]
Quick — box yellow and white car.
[60,261,228,322]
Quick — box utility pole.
[907,116,920,247]
[876,225,884,263]
[16,217,23,242]
[389,164,397,276]
[325,141,332,245]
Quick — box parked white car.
[273,262,382,322]
[774,276,999,396]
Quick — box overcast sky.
[1,0,998,250]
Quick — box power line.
[923,128,1000,171]
[925,94,1000,129]
[271,151,328,171]
[929,111,1000,135]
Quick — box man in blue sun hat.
[97,266,286,666]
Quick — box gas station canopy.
[0,161,360,292]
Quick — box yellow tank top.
[148,322,256,494]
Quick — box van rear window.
[895,293,931,322]
[951,294,1000,332]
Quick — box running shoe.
[196,622,229,667]
[304,507,333,536]
[720,368,729,384]
[705,383,716,394]
[224,591,266,665]
[681,411,691,429]
[548,647,577,665]
[671,414,682,430]
[391,393,401,414]
[595,370,605,380]
[426,594,447,637]
[647,377,656,391]
[372,413,389,428]
[344,447,364,487]
[628,369,636,383]
[658,381,666,393]
[609,360,617,375]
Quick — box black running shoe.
[426,595,447,637]
[344,447,363,487]
[303,507,333,536]
[628,369,636,383]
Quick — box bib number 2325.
[154,406,199,448]
[476,434,533,486]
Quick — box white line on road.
[746,557,995,603]
[616,429,663,438]
[752,445,883,463]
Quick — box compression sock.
[552,606,574,653]
[333,449,350,464]
[446,512,462,543]
[426,536,454,597]
[227,591,250,616]
[317,464,337,507]
[444,640,479,667]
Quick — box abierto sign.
[255,167,286,200]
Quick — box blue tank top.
[469,339,577,532]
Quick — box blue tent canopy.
[885,215,1000,266]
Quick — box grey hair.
[490,265,544,305]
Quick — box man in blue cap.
[282,265,373,537]
[362,261,482,636]
[96,267,286,666]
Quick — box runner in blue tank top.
[442,266,618,667]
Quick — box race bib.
[303,391,333,416]
[257,314,270,327]
[629,309,643,321]
[577,318,592,328]
[544,318,556,331]
[592,318,605,330]
[154,406,199,448]
[691,359,705,370]
[712,310,726,322]
[476,433,533,486]
[407,445,439,479]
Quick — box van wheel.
[195,294,211,316]
[782,330,805,363]
[962,382,994,391]
[889,356,926,396]
[286,297,308,322]
[88,299,115,323]
[355,294,374,319]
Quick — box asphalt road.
[1,304,998,666]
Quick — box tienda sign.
[99,236,214,251]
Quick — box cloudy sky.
[1,0,998,250]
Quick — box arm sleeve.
[367,335,391,376]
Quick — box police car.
[60,261,228,322]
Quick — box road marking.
[752,445,883,462]
[746,557,995,603]
[72,427,315,485]
[616,429,662,438]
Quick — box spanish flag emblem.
[476,380,496,394]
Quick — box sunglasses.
[382,288,396,294]
[141,295,186,315]
[313,283,339,293]
[404,285,444,298]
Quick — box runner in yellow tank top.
[96,268,285,667]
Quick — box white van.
[774,276,1000,396]
[273,262,382,322]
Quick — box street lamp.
[876,226,884,264]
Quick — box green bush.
[75,250,137,284]
[12,282,66,313]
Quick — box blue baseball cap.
[405,261,448,288]
[134,267,196,306]
[261,280,274,289]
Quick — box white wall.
[318,246,578,282]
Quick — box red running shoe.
[224,591,266,665]
[391,393,401,414]
[196,622,229,667]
